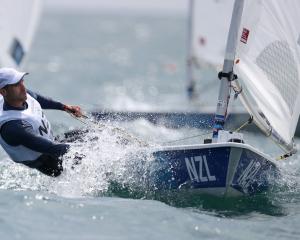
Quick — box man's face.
[3,79,27,102]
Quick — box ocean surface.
[1,9,300,240]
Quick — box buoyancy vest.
[0,94,53,162]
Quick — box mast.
[212,0,296,153]
[186,0,196,100]
[212,0,245,141]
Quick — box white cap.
[0,68,28,89]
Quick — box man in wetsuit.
[0,67,83,177]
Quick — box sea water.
[0,9,300,240]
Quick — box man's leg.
[22,154,63,177]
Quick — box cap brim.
[11,72,29,85]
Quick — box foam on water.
[0,120,157,199]
[52,122,155,198]
[1,118,300,216]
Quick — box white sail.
[233,0,300,147]
[190,0,234,68]
[0,0,41,68]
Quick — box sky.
[44,0,188,14]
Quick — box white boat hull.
[147,142,279,197]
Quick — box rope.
[68,112,90,125]
[276,152,294,161]
[271,135,296,161]
[162,131,211,144]
[163,115,253,145]
[232,86,242,99]
[67,111,149,147]
[68,111,214,146]
[162,115,254,145]
[233,115,253,132]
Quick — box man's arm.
[1,120,69,158]
[27,89,83,117]
[27,89,64,110]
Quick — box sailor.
[0,67,83,177]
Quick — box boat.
[0,0,41,68]
[140,0,300,197]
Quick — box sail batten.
[233,0,300,147]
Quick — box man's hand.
[63,104,83,117]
